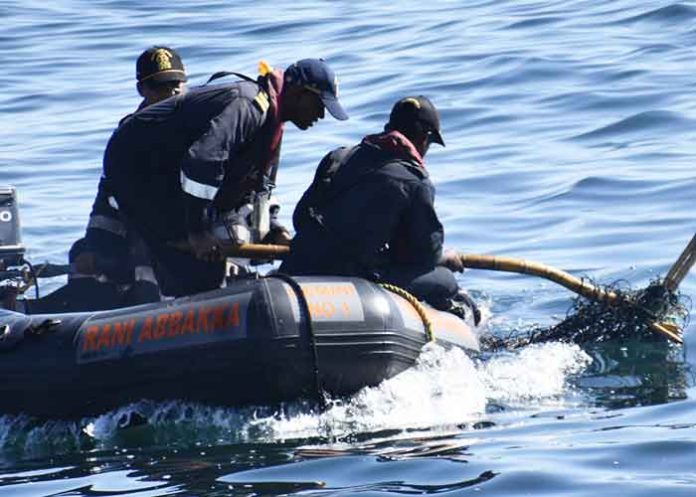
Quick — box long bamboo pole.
[456,254,683,344]
[138,236,696,344]
[208,242,686,344]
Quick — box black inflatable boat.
[0,185,478,419]
[0,275,479,419]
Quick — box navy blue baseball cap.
[284,58,349,121]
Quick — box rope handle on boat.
[379,283,434,343]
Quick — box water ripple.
[571,110,692,141]
[620,3,696,24]
[2,1,695,494]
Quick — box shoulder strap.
[205,72,269,114]
[319,146,355,182]
[317,145,403,206]
[204,71,258,85]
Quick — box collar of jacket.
[361,130,425,168]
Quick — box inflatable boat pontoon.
[0,275,479,419]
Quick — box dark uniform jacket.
[71,100,150,285]
[104,80,272,245]
[281,131,444,280]
[103,79,275,296]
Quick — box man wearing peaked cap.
[135,46,187,108]
[104,58,348,297]
[281,95,480,324]
[65,46,190,310]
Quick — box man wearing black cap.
[104,58,348,297]
[67,46,189,309]
[135,46,187,108]
[281,96,479,322]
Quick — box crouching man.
[280,96,479,323]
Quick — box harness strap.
[204,71,257,85]
[268,274,326,408]
[204,71,270,114]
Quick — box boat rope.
[379,283,434,343]
[267,274,326,409]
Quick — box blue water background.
[1,0,696,495]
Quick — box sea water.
[1,1,695,495]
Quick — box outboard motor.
[0,186,24,268]
[0,186,26,310]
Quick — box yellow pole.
[457,253,683,344]
[458,254,619,304]
[171,240,290,259]
[170,240,688,344]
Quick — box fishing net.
[481,278,691,351]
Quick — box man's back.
[284,140,443,278]
[104,81,266,242]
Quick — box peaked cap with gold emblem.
[136,46,187,84]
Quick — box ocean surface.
[2,0,696,495]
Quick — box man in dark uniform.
[280,96,479,323]
[105,58,349,297]
[69,46,188,306]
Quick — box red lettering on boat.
[227,302,240,327]
[211,305,225,331]
[154,313,168,339]
[168,311,183,336]
[341,302,351,317]
[97,324,112,350]
[82,325,100,352]
[182,309,196,334]
[112,320,134,347]
[308,301,336,319]
[197,307,211,333]
[139,317,154,342]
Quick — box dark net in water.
[481,279,691,351]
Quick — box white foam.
[1,342,592,454]
[237,342,592,441]
[479,342,592,406]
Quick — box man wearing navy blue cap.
[281,95,480,324]
[283,59,348,122]
[104,58,348,297]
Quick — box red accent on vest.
[262,69,285,177]
[361,130,425,168]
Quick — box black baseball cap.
[284,58,349,121]
[136,46,187,84]
[388,96,445,146]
